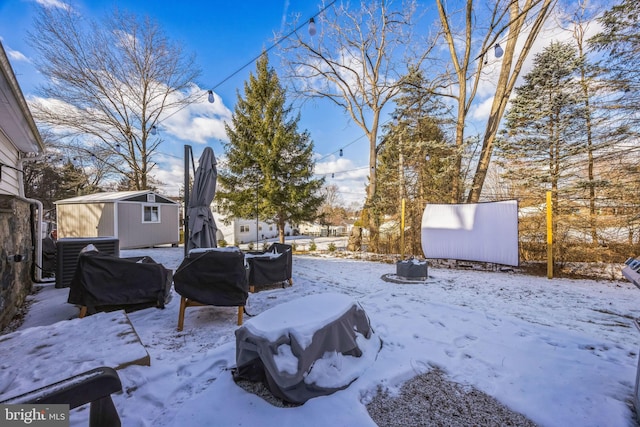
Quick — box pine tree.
[23,159,99,209]
[375,70,449,255]
[590,0,640,121]
[217,54,324,243]
[588,0,640,246]
[499,42,584,202]
[498,41,585,262]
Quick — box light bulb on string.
[308,18,317,36]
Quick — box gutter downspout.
[17,153,46,283]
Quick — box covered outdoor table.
[68,250,172,316]
[233,293,379,404]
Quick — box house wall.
[212,211,294,245]
[0,131,20,196]
[0,195,34,330]
[117,202,179,249]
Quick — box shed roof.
[55,190,179,205]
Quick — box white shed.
[55,190,180,249]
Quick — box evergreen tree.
[375,70,449,255]
[498,41,584,262]
[217,54,324,243]
[23,158,99,209]
[499,42,584,202]
[588,0,640,246]
[590,0,640,125]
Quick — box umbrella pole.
[184,145,192,257]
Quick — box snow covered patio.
[2,247,640,426]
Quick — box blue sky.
[0,0,588,206]
[0,0,371,206]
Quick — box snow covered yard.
[6,246,640,426]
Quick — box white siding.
[117,202,179,249]
[0,130,20,196]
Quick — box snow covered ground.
[5,246,640,426]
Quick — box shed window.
[143,205,160,223]
[240,225,250,233]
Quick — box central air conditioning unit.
[55,237,120,288]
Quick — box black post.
[184,145,192,257]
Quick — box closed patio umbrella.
[187,147,218,251]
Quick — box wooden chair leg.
[237,306,244,325]
[177,296,187,331]
[79,306,88,318]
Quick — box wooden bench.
[1,366,122,427]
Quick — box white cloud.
[315,155,368,205]
[5,47,30,63]
[470,96,494,121]
[33,0,72,11]
[159,87,233,144]
[152,155,185,198]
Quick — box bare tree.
[280,0,434,251]
[435,0,556,203]
[317,184,347,231]
[28,6,202,190]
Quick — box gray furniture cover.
[67,250,172,314]
[173,248,249,307]
[245,243,292,289]
[233,293,374,404]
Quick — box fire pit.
[396,258,428,280]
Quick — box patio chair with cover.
[245,243,293,292]
[173,248,249,331]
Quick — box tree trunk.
[367,124,380,252]
[466,0,555,203]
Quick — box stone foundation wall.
[0,195,34,330]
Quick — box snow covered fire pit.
[233,293,379,404]
[396,258,428,280]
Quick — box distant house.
[212,210,294,245]
[0,41,46,329]
[299,222,350,237]
[56,190,180,249]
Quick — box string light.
[204,1,336,97]
[308,17,317,36]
